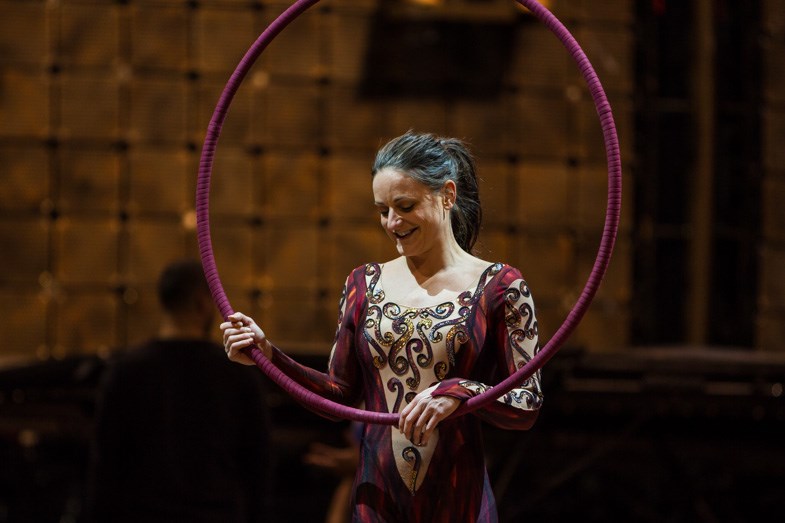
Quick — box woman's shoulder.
[483,262,530,292]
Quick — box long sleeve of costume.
[432,266,543,430]
[268,270,363,409]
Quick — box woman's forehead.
[373,168,421,192]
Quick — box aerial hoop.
[197,0,622,425]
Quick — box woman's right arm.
[221,272,363,407]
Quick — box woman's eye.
[399,205,414,212]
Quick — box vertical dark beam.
[688,0,715,345]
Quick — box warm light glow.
[404,0,444,6]
[182,209,197,230]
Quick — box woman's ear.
[442,180,457,209]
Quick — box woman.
[222,131,543,522]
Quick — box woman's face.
[372,167,453,258]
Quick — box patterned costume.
[271,262,543,522]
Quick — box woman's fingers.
[400,395,433,446]
[398,398,424,442]
[225,331,254,351]
[227,311,250,324]
[219,311,269,364]
[399,392,460,447]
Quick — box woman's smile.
[393,227,417,240]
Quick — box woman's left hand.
[398,385,461,447]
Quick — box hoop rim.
[196,0,622,425]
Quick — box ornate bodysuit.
[271,262,543,523]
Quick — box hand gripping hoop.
[197,0,622,425]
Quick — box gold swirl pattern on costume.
[364,263,385,304]
[387,306,418,377]
[434,361,448,381]
[362,262,504,408]
[387,378,404,413]
[401,447,422,494]
[457,379,542,410]
[364,305,391,369]
[414,318,434,368]
[362,262,507,493]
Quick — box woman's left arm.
[432,268,544,430]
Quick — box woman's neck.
[405,239,470,281]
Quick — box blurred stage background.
[1,0,784,521]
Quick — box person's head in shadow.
[156,259,215,341]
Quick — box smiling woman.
[202,1,623,520]
[221,130,544,522]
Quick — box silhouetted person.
[87,259,271,523]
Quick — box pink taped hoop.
[197,0,622,425]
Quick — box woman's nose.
[386,209,402,228]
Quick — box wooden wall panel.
[509,233,574,304]
[508,24,570,88]
[0,71,49,137]
[195,7,259,74]
[0,290,48,360]
[325,85,385,150]
[0,144,49,212]
[130,5,189,71]
[126,219,187,283]
[128,148,190,214]
[123,282,159,347]
[263,151,321,218]
[385,100,449,140]
[475,228,512,264]
[210,222,257,287]
[0,0,645,357]
[514,161,571,229]
[59,4,119,68]
[452,98,514,157]
[58,149,120,213]
[55,218,118,284]
[577,235,631,304]
[574,27,634,93]
[475,158,511,228]
[265,9,322,77]
[54,291,117,355]
[327,225,390,285]
[328,8,373,82]
[0,2,47,67]
[0,219,49,283]
[130,78,189,144]
[262,288,330,347]
[264,223,320,289]
[581,0,634,23]
[210,146,257,216]
[266,83,321,147]
[512,95,570,159]
[571,306,630,352]
[59,76,119,140]
[326,153,375,220]
[575,164,610,232]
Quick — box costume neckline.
[369,261,503,310]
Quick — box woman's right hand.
[220,312,272,365]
